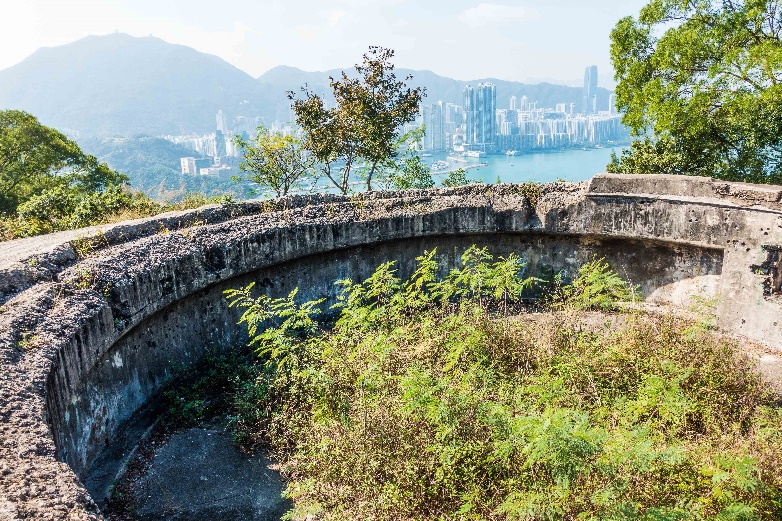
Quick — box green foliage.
[232,127,315,197]
[386,154,435,190]
[610,1,782,183]
[0,110,205,240]
[289,46,425,193]
[0,110,128,215]
[225,285,325,377]
[161,348,263,428]
[561,257,640,311]
[607,136,690,176]
[220,250,782,519]
[375,127,436,190]
[442,167,471,187]
[1,186,161,240]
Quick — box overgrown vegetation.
[0,185,233,242]
[161,348,264,429]
[0,110,237,241]
[218,248,782,520]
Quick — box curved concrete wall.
[1,175,782,519]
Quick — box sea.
[426,147,621,185]
[293,146,623,194]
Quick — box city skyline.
[0,0,648,85]
[416,73,626,156]
[173,66,627,175]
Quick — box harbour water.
[427,146,621,184]
[296,146,624,194]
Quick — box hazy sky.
[0,0,649,84]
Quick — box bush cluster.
[0,189,233,241]
[221,248,782,520]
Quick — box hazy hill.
[80,136,206,176]
[0,33,613,138]
[0,33,280,137]
[80,136,245,200]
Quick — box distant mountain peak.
[0,34,613,138]
[0,33,277,137]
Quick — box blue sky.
[1,0,649,85]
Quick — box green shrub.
[441,167,471,187]
[161,348,263,428]
[562,257,639,311]
[222,250,782,520]
[0,187,236,242]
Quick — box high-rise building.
[180,157,197,175]
[583,65,598,115]
[444,103,461,140]
[463,85,476,145]
[496,109,518,136]
[510,96,517,111]
[422,101,447,152]
[476,82,497,151]
[520,96,529,112]
[216,110,227,133]
[215,130,227,157]
[608,93,617,114]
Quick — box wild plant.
[221,248,782,520]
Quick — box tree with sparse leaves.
[608,0,782,183]
[232,128,315,198]
[441,168,471,188]
[289,47,425,194]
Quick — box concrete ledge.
[588,173,718,198]
[589,173,782,205]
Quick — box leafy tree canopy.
[232,128,315,197]
[608,0,782,183]
[289,47,425,193]
[372,126,435,190]
[441,168,472,187]
[0,110,127,214]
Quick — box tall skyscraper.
[422,102,446,152]
[463,83,497,151]
[215,130,227,157]
[510,96,517,111]
[476,83,497,151]
[216,110,227,133]
[608,93,617,114]
[463,85,476,145]
[583,65,598,115]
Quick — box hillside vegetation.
[204,250,782,521]
[81,136,247,201]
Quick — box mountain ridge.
[0,33,614,138]
[258,65,613,111]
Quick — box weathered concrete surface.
[128,426,289,521]
[1,175,782,519]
